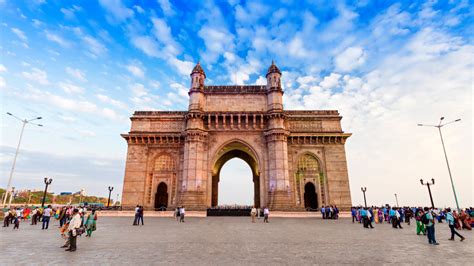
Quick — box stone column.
[179,113,208,210]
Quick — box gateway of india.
[121,61,352,211]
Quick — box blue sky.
[0,0,472,207]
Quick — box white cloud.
[79,130,96,137]
[21,68,49,85]
[255,76,266,85]
[60,5,81,20]
[11,27,27,41]
[131,36,161,58]
[82,35,108,57]
[32,19,43,28]
[98,0,134,22]
[126,62,145,78]
[59,115,77,123]
[45,31,70,47]
[319,73,341,89]
[133,5,144,14]
[0,76,5,88]
[65,67,87,82]
[58,82,85,94]
[169,82,188,97]
[157,0,175,16]
[0,64,6,72]
[96,94,128,109]
[335,46,366,72]
[18,87,126,122]
[198,25,234,63]
[168,58,194,76]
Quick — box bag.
[421,213,429,225]
[75,226,86,236]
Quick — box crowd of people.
[2,204,98,252]
[320,205,340,220]
[351,205,473,244]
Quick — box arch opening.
[304,182,318,210]
[218,158,254,206]
[154,182,168,209]
[211,141,260,208]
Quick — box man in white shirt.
[42,205,52,230]
[66,209,82,252]
[263,207,269,223]
[179,206,185,222]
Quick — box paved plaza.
[1,216,473,265]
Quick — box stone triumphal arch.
[121,61,352,210]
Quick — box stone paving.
[1,216,472,265]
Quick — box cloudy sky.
[0,0,472,207]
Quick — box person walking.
[395,208,403,229]
[446,208,465,241]
[138,206,144,225]
[42,205,52,230]
[263,207,269,223]
[133,205,139,226]
[66,209,82,252]
[424,207,439,245]
[351,207,356,223]
[251,206,257,223]
[179,206,185,222]
[85,209,98,237]
[175,207,180,222]
[366,208,374,228]
[415,208,426,235]
[30,207,38,225]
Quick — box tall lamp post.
[420,178,435,209]
[394,193,399,207]
[361,187,367,208]
[41,178,53,208]
[418,117,461,211]
[2,112,43,208]
[107,186,114,207]
[8,187,15,207]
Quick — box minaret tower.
[180,62,208,208]
[264,61,293,209]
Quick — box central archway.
[211,141,261,208]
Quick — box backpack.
[421,213,429,225]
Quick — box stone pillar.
[179,112,208,210]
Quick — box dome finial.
[266,60,281,77]
[191,61,206,78]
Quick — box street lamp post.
[361,187,367,208]
[41,178,53,208]
[8,187,15,207]
[107,186,114,207]
[420,178,435,209]
[27,190,32,205]
[2,112,43,208]
[394,193,399,207]
[418,117,461,211]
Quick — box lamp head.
[7,112,12,116]
[420,179,423,185]
[417,124,423,126]
[455,119,461,122]
[37,117,42,120]
[38,124,43,127]
[431,178,435,184]
[440,117,445,121]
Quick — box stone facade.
[121,62,352,211]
